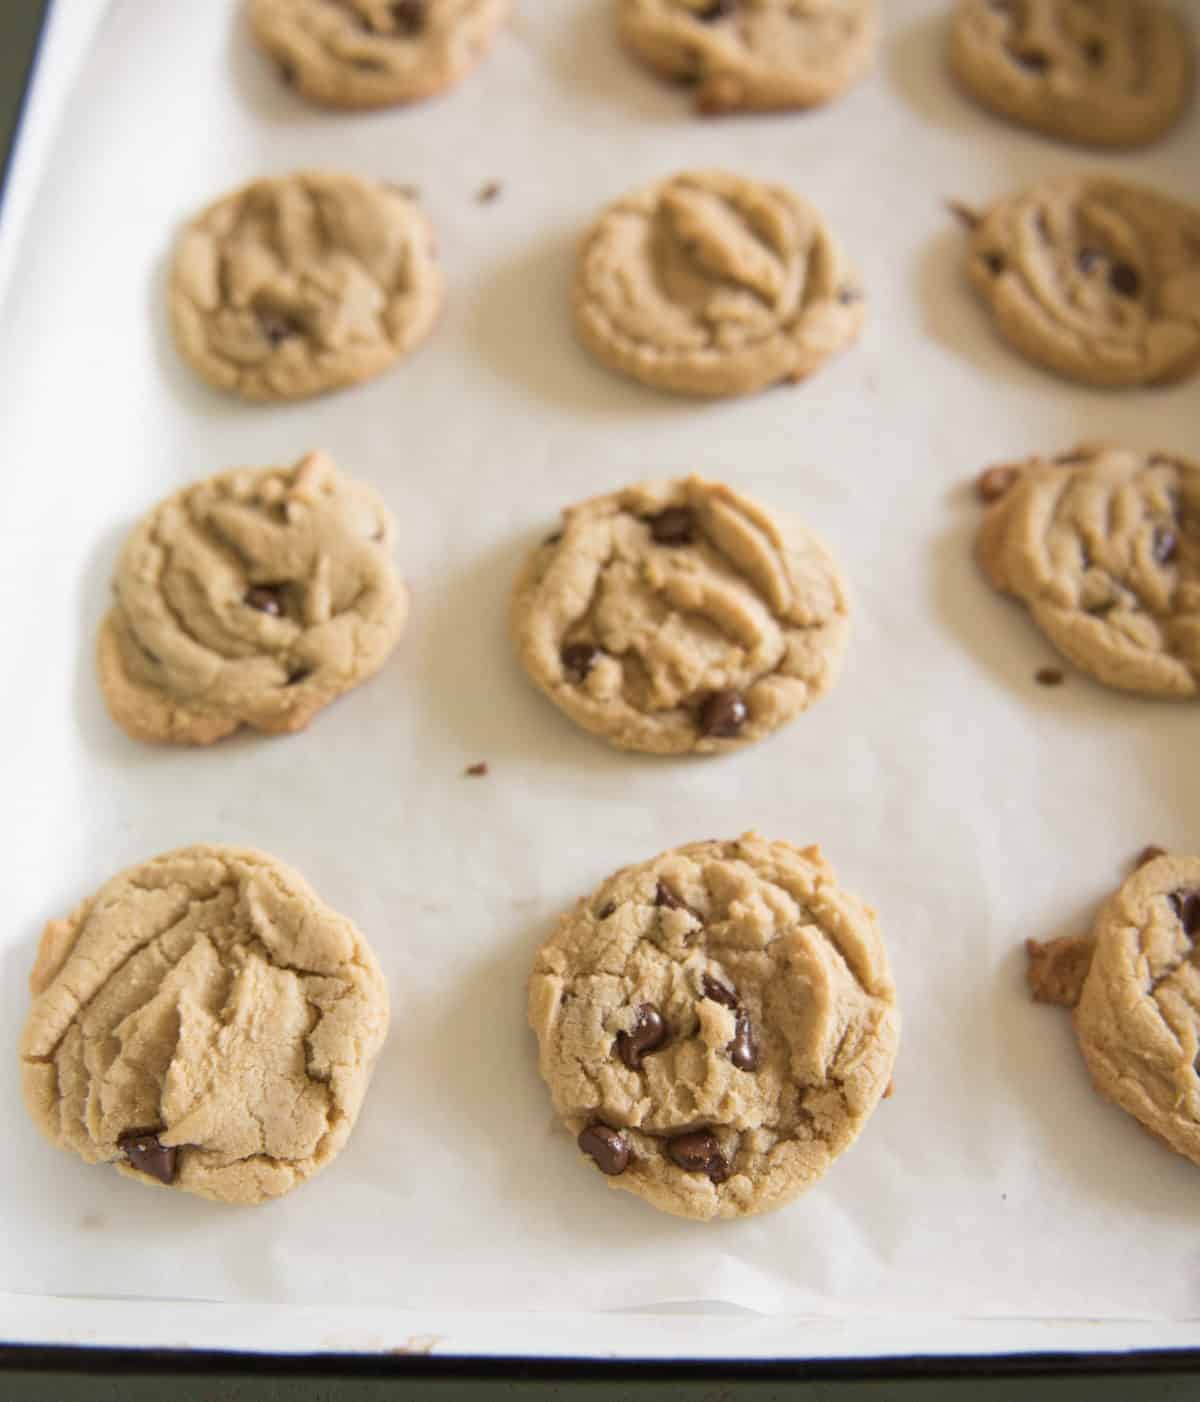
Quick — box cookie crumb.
[947,199,981,230]
[476,180,502,204]
[976,463,1021,503]
[465,761,489,777]
[882,1079,895,1100]
[1025,934,1093,1007]
[1035,667,1065,687]
[1135,845,1168,869]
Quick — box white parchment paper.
[2,0,1200,1351]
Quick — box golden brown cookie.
[20,845,390,1205]
[511,476,850,755]
[99,452,407,745]
[169,170,442,402]
[528,834,899,1220]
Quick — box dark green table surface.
[1,0,1198,1396]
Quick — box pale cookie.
[511,476,849,755]
[574,169,864,398]
[169,170,441,402]
[1026,855,1200,1169]
[975,444,1199,698]
[528,834,898,1221]
[949,0,1194,148]
[98,451,407,745]
[249,0,511,109]
[20,846,390,1205]
[617,0,879,115]
[962,175,1200,387]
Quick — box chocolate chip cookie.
[20,846,390,1204]
[961,175,1200,387]
[528,834,899,1221]
[617,0,880,115]
[249,0,511,109]
[950,0,1194,148]
[574,170,864,398]
[1026,854,1200,1169]
[169,170,441,401]
[511,476,849,755]
[98,451,408,744]
[976,444,1199,698]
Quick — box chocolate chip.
[699,689,748,739]
[1077,248,1101,273]
[118,1129,177,1185]
[245,585,284,616]
[729,1010,759,1072]
[1035,667,1065,686]
[616,1004,669,1070]
[984,252,1006,275]
[648,507,695,546]
[1014,49,1050,71]
[666,1130,729,1183]
[562,642,601,683]
[597,901,617,920]
[258,310,301,346]
[702,974,738,1009]
[696,0,735,19]
[1084,38,1105,65]
[391,0,425,34]
[1135,845,1167,869]
[1170,890,1200,936]
[285,667,312,686]
[465,761,489,777]
[578,1123,629,1176]
[976,464,1020,503]
[1109,262,1140,298]
[1153,526,1178,565]
[655,880,686,911]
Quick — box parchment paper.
[2,0,1199,1348]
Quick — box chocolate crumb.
[465,762,489,777]
[1035,667,1065,687]
[476,181,502,204]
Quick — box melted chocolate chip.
[597,901,617,920]
[702,974,738,1009]
[666,1130,729,1183]
[1035,667,1065,687]
[984,252,1006,276]
[655,880,686,911]
[1077,248,1101,273]
[562,642,601,682]
[391,0,425,34]
[286,667,312,686]
[118,1129,177,1185]
[578,1123,629,1176]
[729,1010,759,1071]
[700,689,748,739]
[976,464,1020,504]
[258,310,301,346]
[1153,526,1179,565]
[245,585,284,616]
[1014,49,1050,71]
[696,0,735,19]
[1084,38,1105,65]
[1109,262,1140,298]
[616,1004,669,1070]
[1170,889,1200,936]
[648,507,695,546]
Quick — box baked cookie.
[975,444,1199,698]
[1025,854,1200,1168]
[617,0,879,115]
[98,451,407,744]
[961,175,1200,387]
[574,169,864,398]
[20,846,390,1205]
[249,0,511,109]
[528,834,898,1221]
[949,0,1194,148]
[169,170,441,402]
[511,476,849,755]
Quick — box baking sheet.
[2,0,1199,1358]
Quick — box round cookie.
[249,0,511,109]
[169,170,441,402]
[20,845,390,1205]
[510,476,850,755]
[528,834,899,1221]
[99,451,408,745]
[1072,856,1200,1167]
[574,169,864,398]
[617,0,879,115]
[962,175,1200,387]
[949,0,1194,148]
[976,444,1199,698]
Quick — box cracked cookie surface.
[617,0,879,115]
[249,0,511,109]
[1026,855,1200,1168]
[98,451,408,745]
[949,0,1194,148]
[20,846,390,1205]
[574,169,864,398]
[169,170,441,401]
[962,175,1200,387]
[511,476,849,755]
[976,444,1199,697]
[528,834,898,1220]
